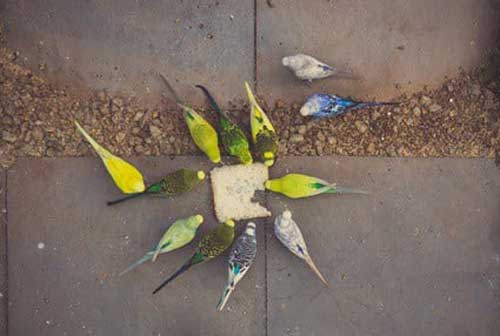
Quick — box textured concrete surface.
[0,170,6,335]
[1,0,254,107]
[267,157,500,336]
[7,157,265,336]
[257,0,499,103]
[2,0,499,106]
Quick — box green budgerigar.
[160,74,221,163]
[119,215,204,276]
[196,85,253,165]
[265,173,369,199]
[245,81,279,167]
[153,219,236,294]
[107,168,205,206]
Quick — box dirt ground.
[1,25,499,169]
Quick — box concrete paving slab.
[267,157,500,336]
[7,157,265,336]
[1,0,254,107]
[0,170,7,335]
[257,0,499,103]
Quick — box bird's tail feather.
[107,191,148,206]
[119,252,154,277]
[216,284,234,311]
[333,70,361,80]
[305,256,329,287]
[159,73,183,105]
[195,85,225,119]
[327,186,370,195]
[358,101,400,109]
[152,254,198,294]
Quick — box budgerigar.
[160,74,221,163]
[217,222,257,311]
[107,168,205,206]
[245,81,278,167]
[282,54,337,82]
[265,173,368,199]
[75,121,145,194]
[196,85,253,165]
[153,219,236,294]
[274,210,328,286]
[300,93,399,119]
[119,215,204,276]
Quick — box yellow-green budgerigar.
[245,81,278,167]
[119,215,204,276]
[265,173,368,199]
[160,74,221,163]
[75,121,145,194]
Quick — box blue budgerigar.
[300,93,399,119]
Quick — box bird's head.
[282,55,302,69]
[245,222,256,236]
[187,214,204,229]
[263,151,275,167]
[300,97,321,117]
[196,170,206,180]
[224,219,235,228]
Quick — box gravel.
[1,28,499,168]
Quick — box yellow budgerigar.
[265,173,368,199]
[75,121,145,194]
[245,81,278,167]
[159,74,221,163]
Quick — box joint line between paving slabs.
[3,170,8,336]
[264,191,269,336]
[253,0,258,89]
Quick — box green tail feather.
[119,251,154,276]
[326,186,370,195]
[107,191,148,206]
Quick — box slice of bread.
[211,163,271,222]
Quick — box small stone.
[372,111,381,121]
[447,84,454,92]
[420,95,432,105]
[317,132,326,142]
[355,121,368,133]
[397,146,411,156]
[449,110,457,117]
[297,125,307,135]
[428,104,442,112]
[133,111,144,121]
[471,84,481,96]
[115,132,126,143]
[2,131,17,143]
[328,137,337,146]
[32,128,44,141]
[315,141,324,155]
[275,100,285,109]
[289,134,304,143]
[112,98,124,108]
[412,107,421,117]
[149,125,162,138]
[134,145,145,153]
[366,142,376,154]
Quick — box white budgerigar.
[274,210,328,286]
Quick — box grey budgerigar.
[274,210,328,286]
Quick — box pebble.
[355,121,368,133]
[429,104,442,112]
[412,107,422,117]
[420,95,432,105]
[289,134,304,143]
[297,125,307,135]
[133,111,144,121]
[32,128,44,141]
[2,131,17,143]
[366,142,376,154]
[150,125,162,138]
[115,132,126,143]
